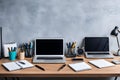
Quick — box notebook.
[33,38,66,63]
[89,59,115,68]
[84,37,114,58]
[68,62,92,72]
[2,60,34,71]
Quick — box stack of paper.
[68,62,92,72]
[89,59,115,68]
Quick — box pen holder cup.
[19,51,25,60]
[66,48,76,57]
[9,51,17,61]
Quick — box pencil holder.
[9,51,17,61]
[66,48,76,57]
[19,51,25,60]
[70,48,76,55]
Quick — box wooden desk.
[0,56,120,77]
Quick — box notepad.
[68,62,92,72]
[2,60,34,71]
[89,59,115,68]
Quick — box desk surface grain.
[0,56,120,77]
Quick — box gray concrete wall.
[0,0,120,80]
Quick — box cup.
[19,51,25,60]
[9,51,17,61]
[66,48,76,57]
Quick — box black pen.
[35,65,45,71]
[19,61,25,65]
[58,64,66,71]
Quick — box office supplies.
[72,58,83,61]
[19,51,25,60]
[84,37,114,58]
[29,41,33,57]
[33,38,66,63]
[24,43,29,57]
[22,41,33,58]
[19,61,25,65]
[71,42,76,48]
[66,42,76,57]
[8,48,11,52]
[3,42,17,57]
[18,48,25,60]
[2,60,34,71]
[68,62,92,72]
[111,26,120,56]
[9,51,17,61]
[89,59,115,68]
[112,60,120,64]
[35,65,45,71]
[8,47,17,60]
[57,64,66,71]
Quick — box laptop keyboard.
[37,57,63,60]
[88,53,109,55]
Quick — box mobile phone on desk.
[71,58,84,61]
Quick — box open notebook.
[2,60,34,71]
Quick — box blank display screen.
[85,37,109,52]
[36,39,63,55]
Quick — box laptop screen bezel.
[84,37,109,52]
[35,38,64,56]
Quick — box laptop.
[84,37,114,58]
[33,38,66,63]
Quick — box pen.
[13,47,16,51]
[8,47,11,52]
[72,42,76,48]
[35,65,45,71]
[19,61,25,65]
[57,64,66,71]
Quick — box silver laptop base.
[85,52,114,59]
[33,56,66,63]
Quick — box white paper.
[69,62,92,72]
[3,43,17,57]
[89,59,115,68]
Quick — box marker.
[30,41,33,49]
[14,47,16,51]
[35,65,45,71]
[57,64,66,71]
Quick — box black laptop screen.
[85,37,109,52]
[36,39,63,55]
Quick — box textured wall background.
[0,0,120,80]
[1,0,120,51]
